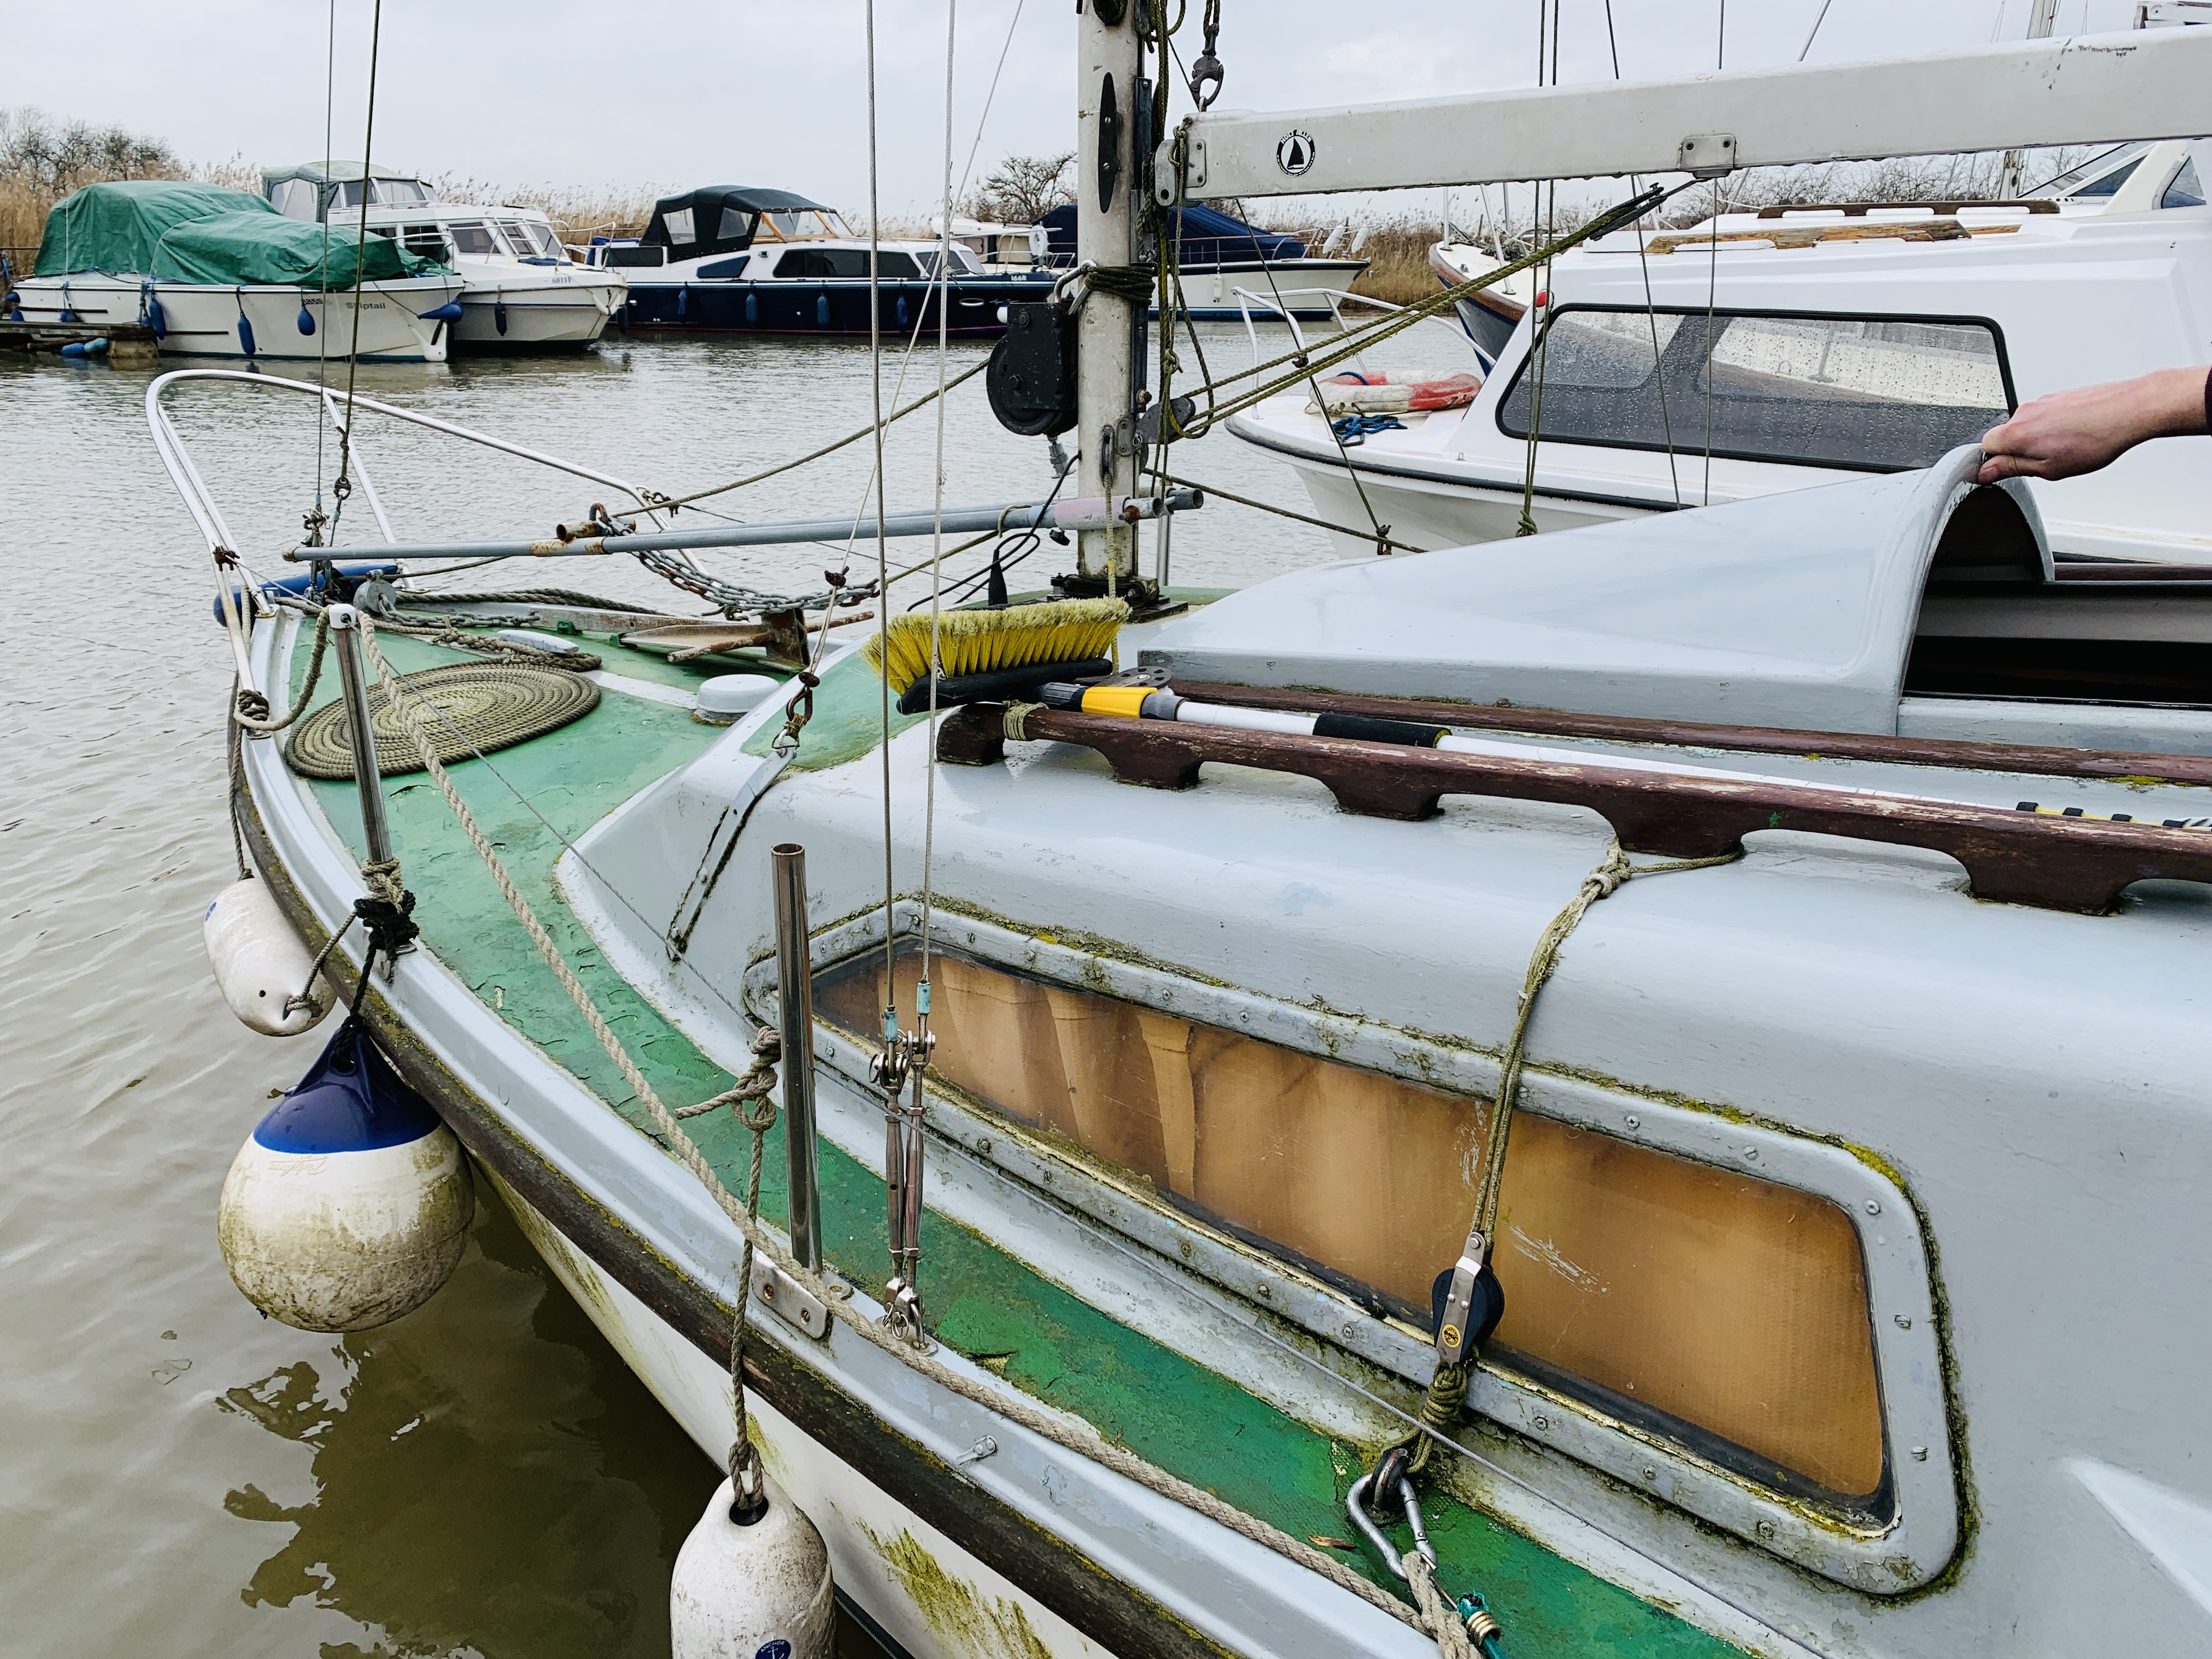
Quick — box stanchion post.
[772,843,823,1271]
[326,604,393,867]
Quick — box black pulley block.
[1432,1262,1506,1354]
[987,303,1077,437]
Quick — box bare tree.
[961,152,1075,225]
[1,106,178,193]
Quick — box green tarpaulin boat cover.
[36,179,448,287]
[152,212,445,289]
[35,181,273,276]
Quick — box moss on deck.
[291,631,1741,1658]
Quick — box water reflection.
[215,1185,717,1658]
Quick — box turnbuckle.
[874,1003,937,1345]
[1345,1454,1434,1582]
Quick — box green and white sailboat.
[178,14,2212,1659]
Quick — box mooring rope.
[232,610,331,733]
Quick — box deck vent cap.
[695,673,781,725]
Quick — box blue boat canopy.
[642,186,838,258]
[1040,202,1307,265]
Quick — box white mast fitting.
[1161,25,2212,199]
[1075,0,1143,585]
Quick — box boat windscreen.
[1498,304,2014,472]
[444,222,500,256]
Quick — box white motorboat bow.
[265,162,625,351]
[1233,137,2212,563]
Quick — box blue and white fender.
[218,1020,475,1331]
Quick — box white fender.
[204,877,329,1036]
[670,1475,836,1659]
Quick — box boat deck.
[278,624,1740,1657]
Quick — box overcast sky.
[0,0,2158,217]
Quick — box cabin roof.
[1143,448,2045,734]
[636,186,840,259]
[261,160,422,188]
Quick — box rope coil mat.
[285,663,600,780]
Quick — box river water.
[0,314,1466,1658]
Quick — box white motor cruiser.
[1233,137,2212,565]
[9,180,462,363]
[266,162,624,351]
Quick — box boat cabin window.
[815,943,1887,1509]
[496,219,550,257]
[698,256,751,279]
[600,243,665,268]
[270,179,318,221]
[916,246,982,278]
[2067,156,2142,200]
[2164,159,2205,209]
[376,178,431,205]
[752,210,854,243]
[445,221,500,256]
[775,247,922,279]
[664,207,697,245]
[400,225,451,261]
[1498,304,2014,472]
[2031,140,2148,199]
[718,207,758,242]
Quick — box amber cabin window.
[815,944,1887,1506]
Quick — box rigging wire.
[866,0,895,1010]
[1701,0,1727,504]
[329,0,383,548]
[1798,0,1835,60]
[311,0,337,531]
[921,0,958,985]
[1604,0,1682,506]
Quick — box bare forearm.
[1977,366,2210,484]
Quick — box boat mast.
[1998,0,2063,200]
[1074,0,1142,586]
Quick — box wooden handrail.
[1166,681,2212,787]
[939,704,2212,913]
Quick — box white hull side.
[453,287,617,347]
[12,272,462,361]
[1170,258,1366,318]
[1293,461,1645,556]
[489,1170,1110,1659]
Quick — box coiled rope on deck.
[343,613,1469,1647]
[284,660,600,779]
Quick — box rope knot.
[352,872,419,960]
[1584,848,1634,902]
[1003,700,1043,741]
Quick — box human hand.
[1978,367,2209,484]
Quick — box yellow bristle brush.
[864,598,1131,713]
